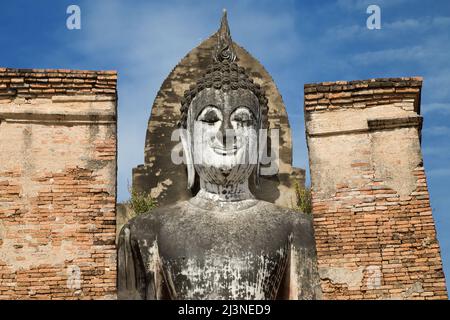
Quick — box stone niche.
[0,68,117,299]
[132,32,304,208]
[304,77,448,300]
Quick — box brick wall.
[0,68,117,299]
[304,77,447,299]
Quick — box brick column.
[0,68,117,299]
[304,77,447,299]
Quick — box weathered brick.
[304,77,447,300]
[0,68,117,300]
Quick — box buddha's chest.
[159,244,289,300]
[157,211,292,254]
[150,214,292,299]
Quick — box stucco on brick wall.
[0,68,117,300]
[305,77,447,300]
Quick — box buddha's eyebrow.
[195,105,221,119]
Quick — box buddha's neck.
[197,179,254,202]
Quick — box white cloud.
[432,16,450,27]
[352,45,426,64]
[424,71,450,101]
[325,16,450,41]
[423,126,450,136]
[428,168,450,177]
[423,146,442,156]
[350,34,450,75]
[385,18,421,30]
[422,103,450,114]
[384,16,450,31]
[324,24,365,40]
[336,0,412,11]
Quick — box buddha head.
[179,11,269,193]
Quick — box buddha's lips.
[213,146,239,155]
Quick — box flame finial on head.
[214,9,237,63]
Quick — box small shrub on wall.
[293,182,312,215]
[126,186,157,215]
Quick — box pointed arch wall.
[132,32,304,207]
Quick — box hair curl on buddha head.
[177,60,269,129]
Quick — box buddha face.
[187,88,260,185]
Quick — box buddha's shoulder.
[121,202,188,234]
[259,200,312,225]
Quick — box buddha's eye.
[231,107,254,126]
[197,106,221,125]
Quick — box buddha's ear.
[255,116,266,188]
[180,127,195,189]
[255,133,261,188]
[253,164,260,188]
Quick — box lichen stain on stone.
[288,245,299,299]
[385,281,425,300]
[0,237,90,272]
[146,239,160,273]
[365,265,382,289]
[66,265,82,291]
[319,267,365,290]
[404,281,424,297]
[150,178,173,199]
[0,222,4,247]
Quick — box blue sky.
[1,0,449,289]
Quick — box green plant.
[293,182,312,215]
[126,186,157,215]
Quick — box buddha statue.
[118,11,322,300]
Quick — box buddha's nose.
[217,119,236,148]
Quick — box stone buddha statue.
[118,11,322,300]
